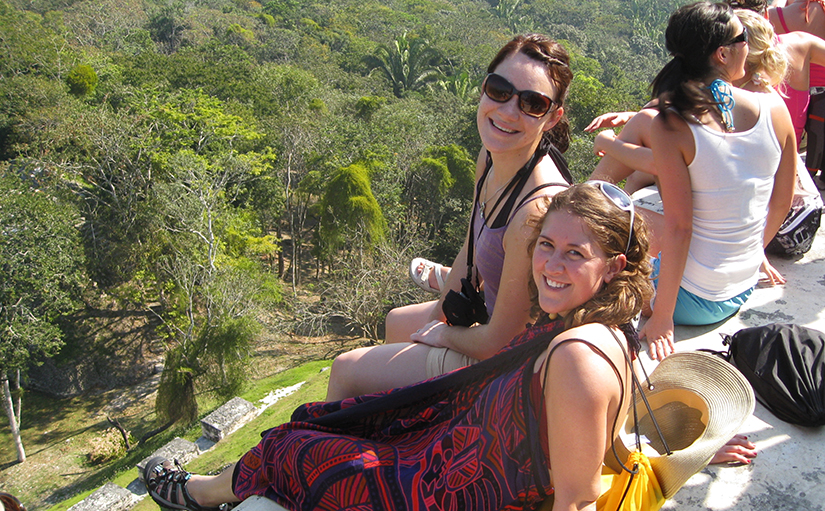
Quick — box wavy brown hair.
[527,184,653,330]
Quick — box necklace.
[708,79,736,132]
[480,168,513,221]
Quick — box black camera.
[442,278,489,327]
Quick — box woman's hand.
[639,313,675,361]
[584,111,637,132]
[410,320,450,347]
[710,434,757,465]
[760,255,786,286]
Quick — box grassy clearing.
[0,360,332,511]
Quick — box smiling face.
[477,52,563,161]
[531,210,623,317]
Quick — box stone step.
[233,495,290,511]
[200,397,258,443]
[67,482,139,511]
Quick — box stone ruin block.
[200,397,258,443]
[67,482,138,511]
[136,437,200,482]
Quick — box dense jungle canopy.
[0,0,690,431]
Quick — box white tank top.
[681,93,781,300]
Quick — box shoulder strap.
[490,144,572,229]
[777,6,791,33]
[601,326,672,465]
[508,182,570,222]
[465,153,494,282]
[489,151,541,229]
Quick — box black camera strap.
[470,148,570,284]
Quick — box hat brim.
[609,351,755,499]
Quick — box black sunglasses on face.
[483,73,558,118]
[725,26,748,46]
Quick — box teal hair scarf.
[709,79,736,132]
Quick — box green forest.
[0,0,689,498]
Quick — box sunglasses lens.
[593,181,635,254]
[600,183,632,210]
[519,92,553,118]
[484,74,514,103]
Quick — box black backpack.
[719,323,825,427]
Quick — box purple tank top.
[472,190,562,317]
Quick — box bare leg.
[590,109,658,184]
[638,208,665,318]
[624,171,657,194]
[326,342,432,401]
[638,208,665,258]
[385,300,438,344]
[185,465,240,507]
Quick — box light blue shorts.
[651,255,753,325]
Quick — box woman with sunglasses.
[324,34,574,401]
[639,1,796,360]
[143,183,660,511]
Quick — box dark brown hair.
[487,34,573,152]
[652,2,740,122]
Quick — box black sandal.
[143,457,222,511]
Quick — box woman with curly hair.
[142,182,655,511]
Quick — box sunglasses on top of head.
[724,26,748,46]
[483,73,559,118]
[589,180,635,255]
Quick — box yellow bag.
[597,327,671,511]
[597,450,665,511]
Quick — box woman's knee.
[327,348,367,400]
[385,301,436,343]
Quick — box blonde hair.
[736,8,788,88]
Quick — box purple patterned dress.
[230,320,565,511]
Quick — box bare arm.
[640,113,694,361]
[584,111,637,132]
[416,197,542,360]
[804,31,825,68]
[764,97,797,243]
[544,326,626,511]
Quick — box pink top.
[811,63,825,87]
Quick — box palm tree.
[364,33,442,98]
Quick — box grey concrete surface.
[633,186,825,510]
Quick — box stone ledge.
[67,482,139,511]
[234,495,291,511]
[136,437,200,482]
[200,397,258,443]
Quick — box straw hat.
[608,350,755,499]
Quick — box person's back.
[641,2,796,360]
[682,91,781,299]
[770,0,825,39]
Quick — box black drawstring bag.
[719,323,825,427]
